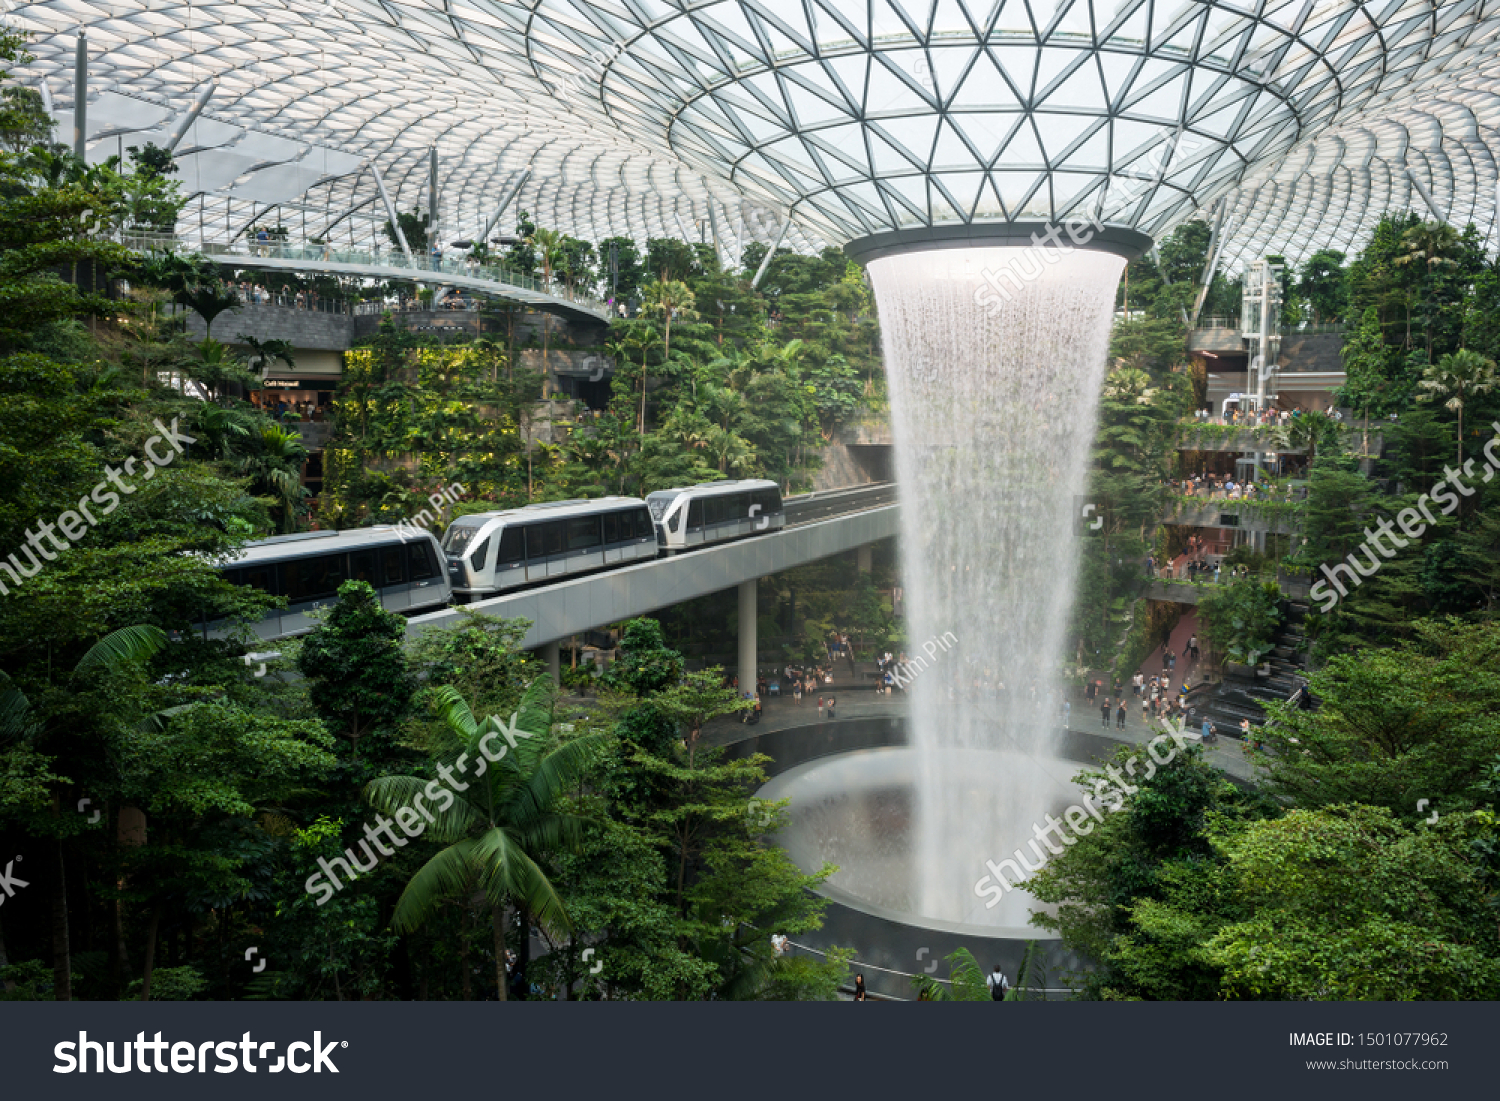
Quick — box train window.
[526,522,565,559]
[283,553,347,603]
[470,538,489,571]
[630,508,648,538]
[443,522,482,555]
[381,546,405,585]
[407,541,438,581]
[226,565,277,595]
[567,516,601,551]
[349,551,377,584]
[687,499,703,530]
[497,527,524,565]
[602,511,619,544]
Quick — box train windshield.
[442,519,484,555]
[646,491,681,521]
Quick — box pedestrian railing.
[111,231,610,317]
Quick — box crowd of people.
[1164,471,1304,501]
[1083,638,1203,732]
[1188,405,1338,427]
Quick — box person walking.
[1115,699,1127,729]
[1100,696,1111,728]
[853,975,867,1002]
[817,696,825,720]
[826,694,837,719]
[986,965,1009,1001]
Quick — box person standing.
[826,694,837,719]
[853,975,868,1002]
[817,696,825,720]
[987,965,1009,1001]
[1100,696,1111,728]
[1116,699,1127,729]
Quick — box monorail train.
[647,479,785,553]
[205,527,451,641]
[442,497,658,601]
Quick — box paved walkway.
[705,683,1254,783]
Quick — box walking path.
[704,680,1254,783]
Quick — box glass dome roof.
[10,0,1500,266]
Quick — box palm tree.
[624,324,663,437]
[641,277,699,377]
[1393,221,1461,272]
[1417,348,1499,466]
[364,678,603,1000]
[237,425,309,531]
[527,227,568,396]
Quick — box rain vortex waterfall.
[866,246,1126,927]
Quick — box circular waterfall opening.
[757,744,1088,935]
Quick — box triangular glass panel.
[1040,60,1107,110]
[932,118,980,168]
[950,53,1022,110]
[995,120,1045,168]
[1033,112,1097,161]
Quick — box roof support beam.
[1406,167,1448,224]
[165,79,217,153]
[371,163,414,266]
[72,29,87,160]
[751,216,791,289]
[479,165,532,243]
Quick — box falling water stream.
[759,244,1126,932]
[867,245,1125,927]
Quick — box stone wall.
[184,301,354,350]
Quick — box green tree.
[1337,306,1395,447]
[1297,248,1348,323]
[365,678,604,999]
[1416,347,1498,466]
[1255,618,1500,815]
[296,580,416,756]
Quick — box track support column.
[541,640,560,685]
[857,545,872,573]
[738,579,757,698]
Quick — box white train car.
[646,479,785,554]
[206,527,451,641]
[442,496,657,601]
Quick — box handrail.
[113,231,611,316]
[784,939,1072,996]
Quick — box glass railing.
[114,232,609,315]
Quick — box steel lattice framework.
[9,0,1500,267]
